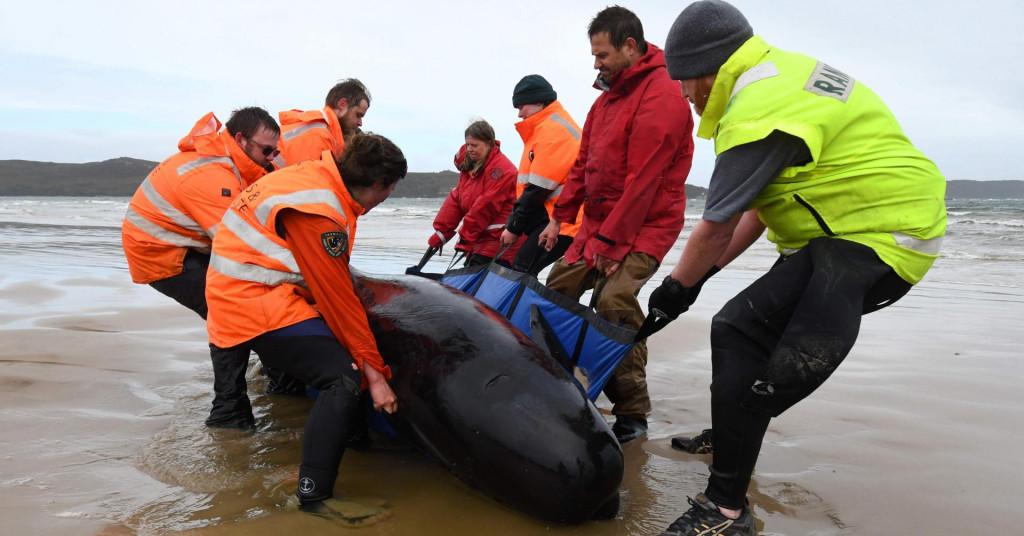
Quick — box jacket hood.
[177,112,225,155]
[515,100,568,142]
[279,108,324,125]
[177,112,267,185]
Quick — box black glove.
[635,266,720,341]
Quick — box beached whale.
[353,271,623,524]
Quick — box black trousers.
[148,249,210,319]
[704,237,911,509]
[148,250,258,428]
[512,219,573,276]
[249,318,363,504]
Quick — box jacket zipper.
[793,194,835,236]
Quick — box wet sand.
[1,270,1021,535]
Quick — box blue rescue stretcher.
[438,262,637,400]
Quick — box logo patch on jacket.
[529,149,534,162]
[491,169,501,180]
[321,231,348,257]
[804,62,854,102]
[221,188,232,197]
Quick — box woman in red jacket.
[428,120,520,266]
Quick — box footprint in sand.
[36,315,121,333]
[0,281,64,305]
[284,495,392,527]
[751,480,847,531]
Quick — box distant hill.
[394,170,459,198]
[0,157,462,198]
[0,158,709,199]
[1,158,1018,199]
[0,158,158,196]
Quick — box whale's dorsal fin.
[529,305,573,372]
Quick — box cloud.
[0,0,1021,181]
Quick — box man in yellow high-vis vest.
[641,2,947,534]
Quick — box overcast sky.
[1,0,1021,185]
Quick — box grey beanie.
[664,0,753,80]
[512,74,557,108]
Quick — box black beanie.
[665,0,753,80]
[512,75,557,108]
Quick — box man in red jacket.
[539,5,695,443]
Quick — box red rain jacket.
[432,142,521,262]
[553,44,694,265]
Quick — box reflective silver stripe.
[210,252,305,286]
[517,173,530,184]
[780,247,801,256]
[893,232,943,255]
[283,122,328,141]
[139,177,205,234]
[272,155,288,169]
[176,156,235,177]
[220,210,300,272]
[548,112,581,141]
[434,230,447,242]
[548,184,564,200]
[254,189,347,227]
[176,155,243,188]
[730,61,779,101]
[208,223,218,237]
[124,207,209,251]
[525,172,560,190]
[487,223,504,231]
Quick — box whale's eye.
[485,374,509,389]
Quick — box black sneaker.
[659,494,755,536]
[671,428,713,454]
[612,415,648,444]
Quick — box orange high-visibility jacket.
[275,107,344,167]
[514,100,584,237]
[204,152,387,375]
[121,112,268,283]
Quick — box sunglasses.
[247,138,280,157]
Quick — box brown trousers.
[545,253,659,417]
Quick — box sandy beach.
[1,255,1020,535]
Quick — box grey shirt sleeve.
[702,130,812,223]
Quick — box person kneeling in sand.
[121,107,280,429]
[638,1,948,534]
[204,133,405,521]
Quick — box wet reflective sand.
[3,196,1023,534]
[2,269,1021,535]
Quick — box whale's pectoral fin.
[529,305,573,372]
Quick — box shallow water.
[0,196,1022,535]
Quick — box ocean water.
[0,196,1021,288]
[1,195,1023,535]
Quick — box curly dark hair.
[337,133,407,189]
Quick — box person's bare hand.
[368,378,398,414]
[538,220,560,251]
[499,229,518,247]
[594,255,620,276]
